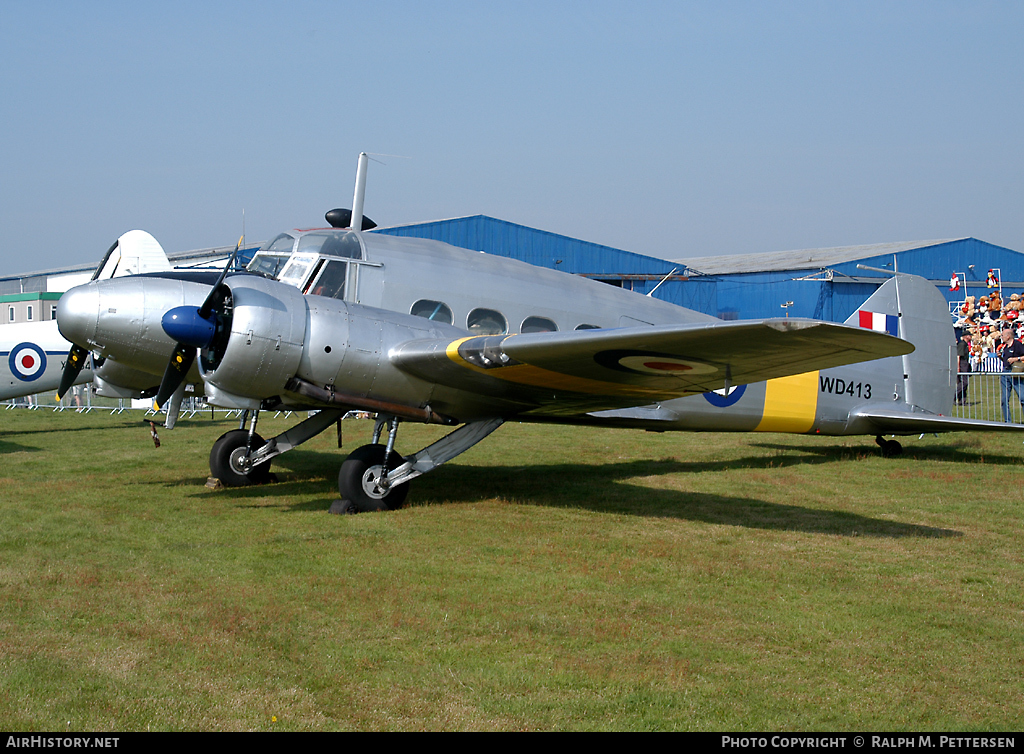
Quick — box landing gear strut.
[205,405,505,511]
[337,415,407,512]
[336,416,505,513]
[875,435,903,458]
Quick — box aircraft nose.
[56,283,100,347]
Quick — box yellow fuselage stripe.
[754,371,819,433]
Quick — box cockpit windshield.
[246,230,363,284]
[246,233,296,278]
[245,229,365,299]
[295,230,363,259]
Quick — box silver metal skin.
[55,226,1024,506]
[58,275,213,388]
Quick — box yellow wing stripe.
[754,371,819,433]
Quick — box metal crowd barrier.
[9,376,1022,425]
[954,371,1024,424]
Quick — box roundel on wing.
[702,383,747,407]
[593,349,718,377]
[9,342,47,382]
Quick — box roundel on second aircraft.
[9,342,47,382]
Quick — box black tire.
[209,429,272,486]
[338,444,410,512]
[875,436,903,458]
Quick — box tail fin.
[94,230,172,279]
[844,274,955,414]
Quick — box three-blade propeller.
[56,344,90,399]
[153,239,242,409]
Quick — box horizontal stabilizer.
[851,408,1024,435]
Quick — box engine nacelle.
[200,276,307,404]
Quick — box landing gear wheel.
[875,435,903,458]
[209,429,272,486]
[338,443,410,512]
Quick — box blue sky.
[2,1,1023,275]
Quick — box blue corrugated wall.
[373,217,1024,323]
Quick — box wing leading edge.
[391,318,913,416]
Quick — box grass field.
[0,408,1021,731]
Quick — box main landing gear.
[337,415,408,512]
[209,411,272,486]
[205,408,504,513]
[335,415,504,513]
[875,435,903,458]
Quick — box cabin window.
[468,308,507,336]
[575,324,601,330]
[521,316,557,334]
[411,299,453,325]
[308,260,348,299]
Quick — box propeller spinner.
[153,240,241,410]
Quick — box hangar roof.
[673,239,963,275]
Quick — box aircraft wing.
[849,408,1024,435]
[392,318,913,416]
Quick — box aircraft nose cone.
[56,283,100,347]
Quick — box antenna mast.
[350,152,368,230]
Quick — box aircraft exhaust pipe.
[284,377,455,426]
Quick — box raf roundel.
[9,342,47,382]
[702,383,748,408]
[594,349,719,377]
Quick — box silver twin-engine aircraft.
[53,157,1024,511]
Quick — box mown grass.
[0,409,1021,730]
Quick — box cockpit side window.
[277,253,318,288]
[308,260,348,299]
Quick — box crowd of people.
[953,290,1024,421]
[953,292,1024,371]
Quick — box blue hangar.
[373,216,1024,323]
